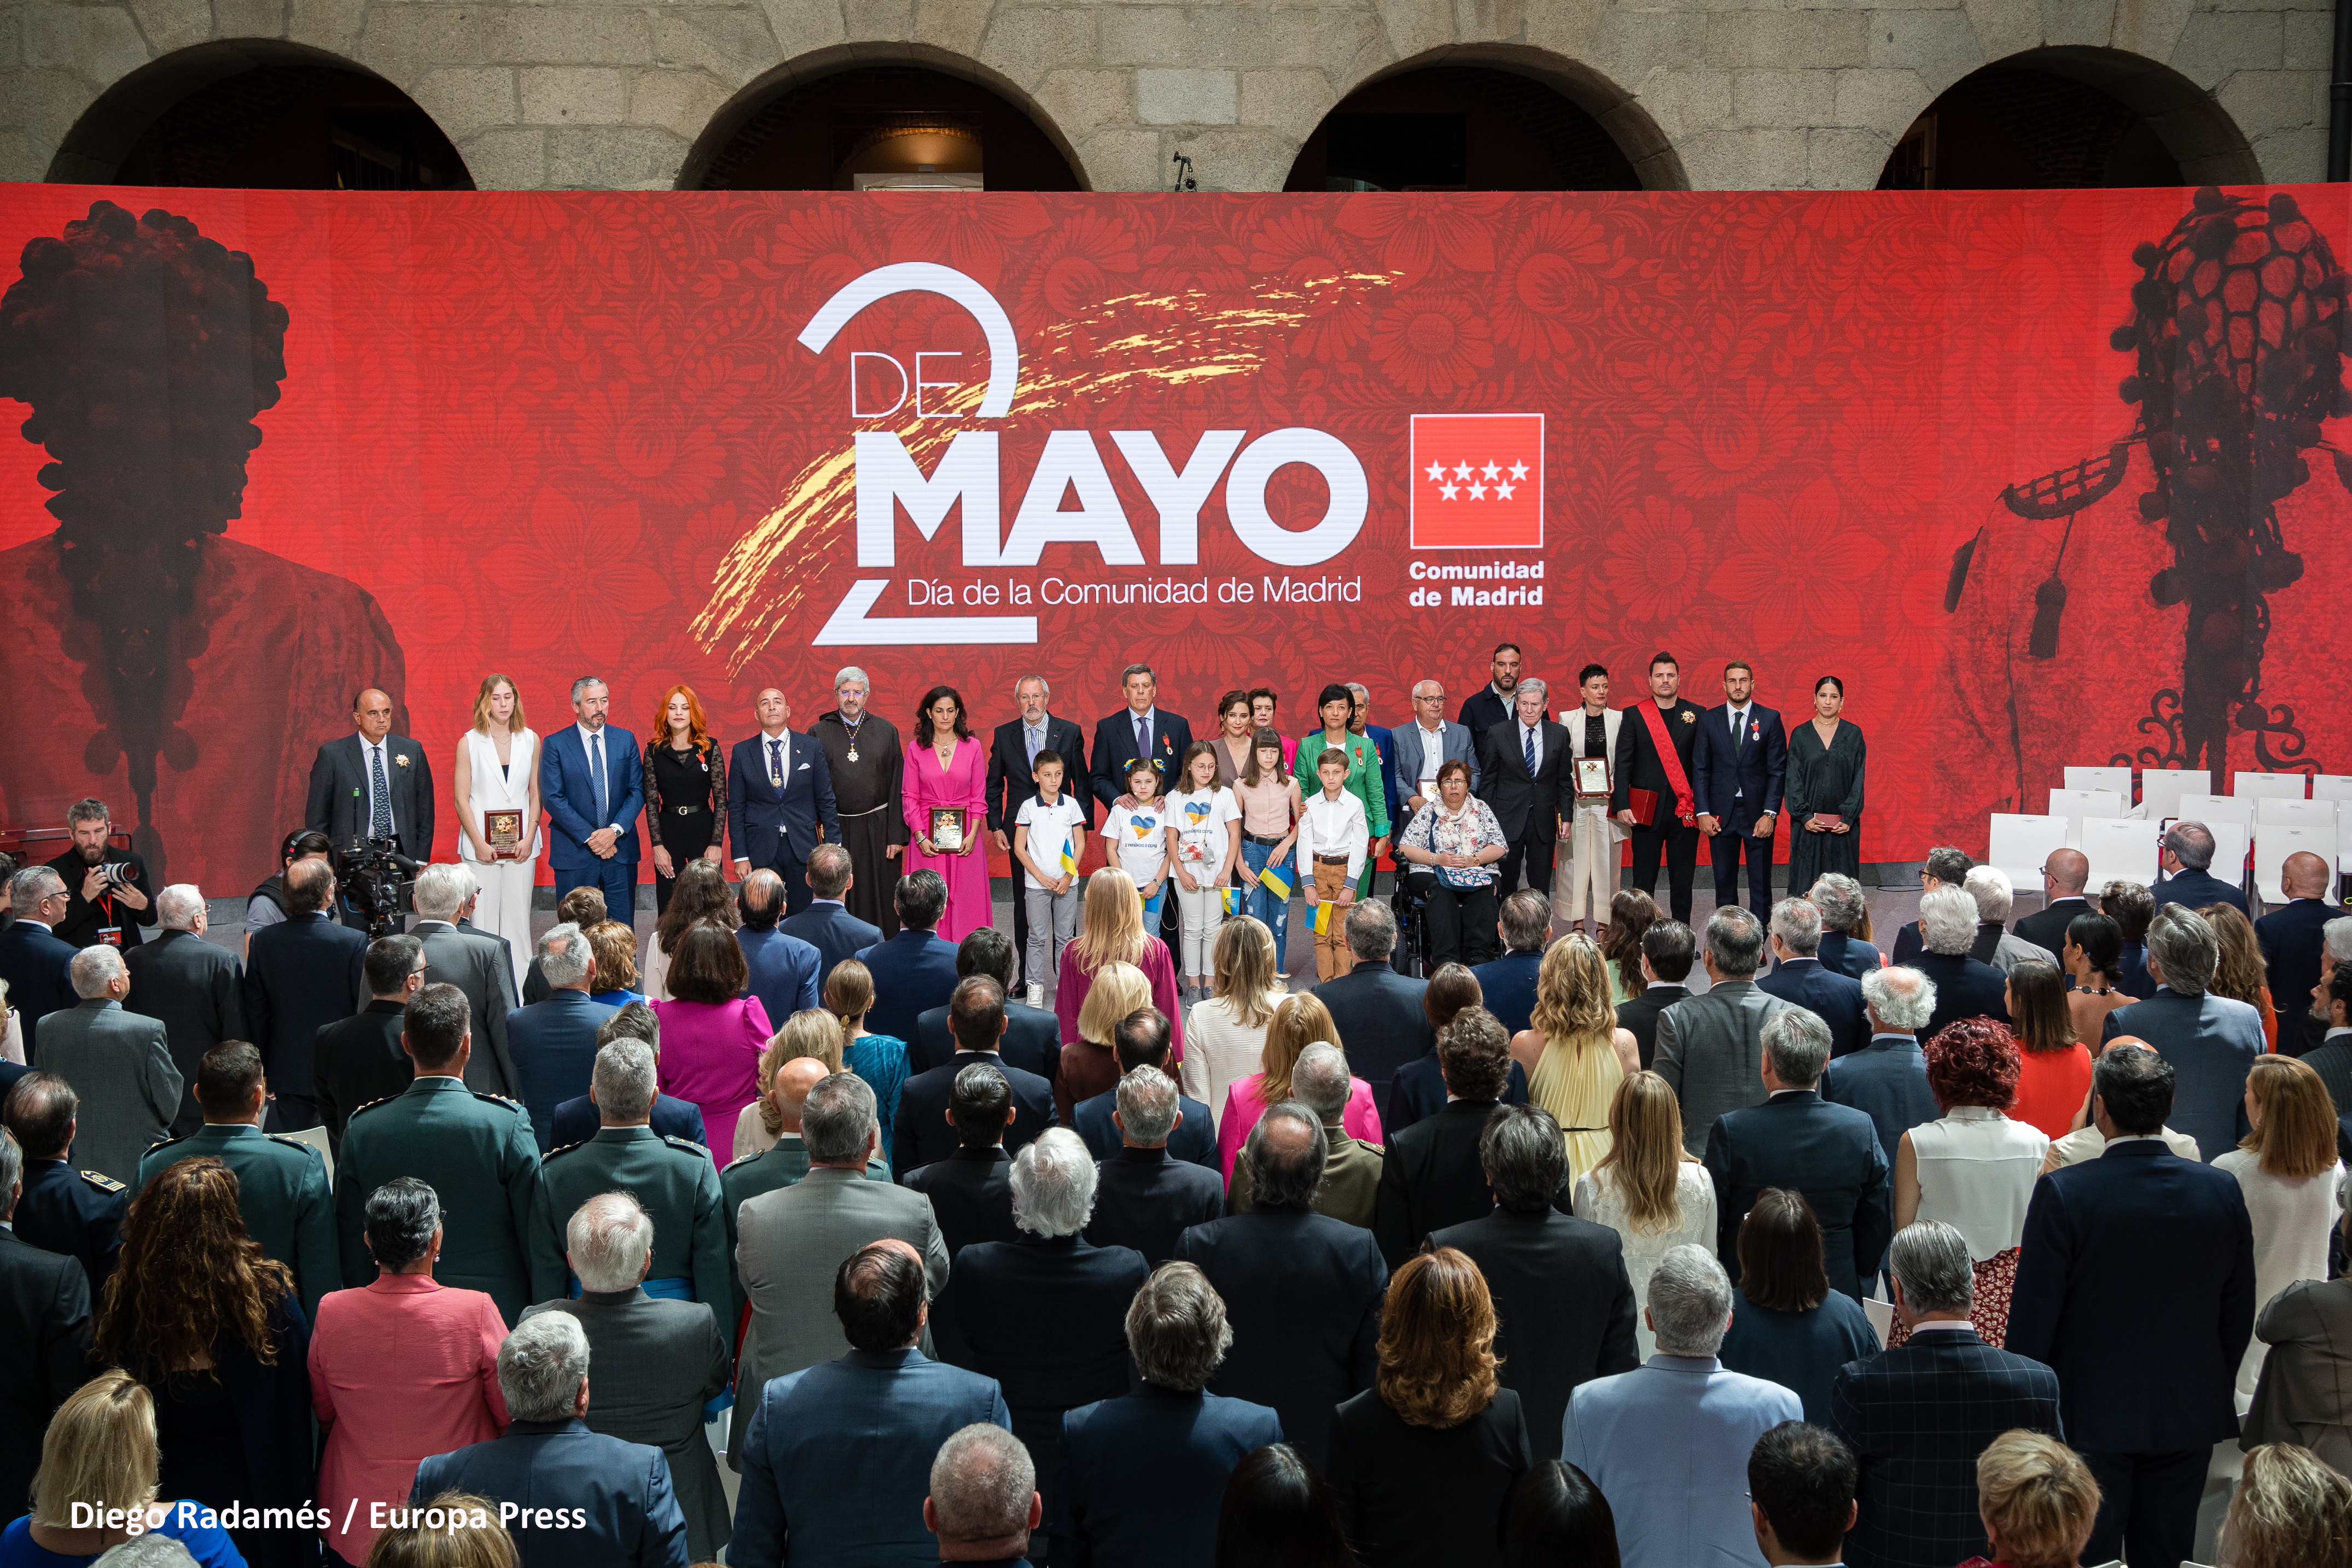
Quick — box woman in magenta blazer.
[1215,991,1384,1181]
[650,924,775,1176]
[308,1178,508,1568]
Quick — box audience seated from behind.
[1954,1429,2099,1568]
[0,1372,242,1568]
[1233,1043,1383,1228]
[1081,1065,1225,1268]
[2221,1442,2352,1568]
[1717,1189,1876,1426]
[922,1424,1041,1568]
[1571,1070,1716,1362]
[1746,1421,1858,1568]
[1212,1444,1354,1568]
[1498,1460,1620,1568]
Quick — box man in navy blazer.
[2151,819,2249,916]
[1070,1009,1216,1169]
[2256,852,2338,1054]
[1757,899,1868,1059]
[2007,1043,2254,1568]
[778,844,883,993]
[985,677,1089,994]
[731,1238,1012,1568]
[242,857,368,1131]
[1084,1068,1225,1268]
[1707,1010,1891,1302]
[505,923,607,1150]
[909,928,1061,1081]
[1052,1261,1283,1567]
[1469,889,1548,1036]
[1811,873,1884,980]
[414,1312,690,1568]
[1348,685,1401,865]
[1910,888,2010,1044]
[1088,663,1190,813]
[1312,906,1431,1101]
[0,869,79,1052]
[735,873,822,1025]
[856,872,960,1044]
[540,676,644,929]
[895,978,1058,1173]
[2098,904,2264,1161]
[1172,1106,1388,1469]
[1830,1220,2064,1568]
[546,1001,707,1150]
[726,688,841,916]
[1691,663,1787,914]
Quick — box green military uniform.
[720,1135,890,1328]
[335,1075,541,1326]
[1227,1123,1384,1229]
[139,1123,339,1320]
[531,1125,731,1339]
[1296,730,1392,895]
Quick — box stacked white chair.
[2047,788,2125,846]
[2080,817,2158,889]
[2255,824,2336,909]
[1988,814,2070,905]
[2140,766,2213,825]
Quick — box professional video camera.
[342,836,416,940]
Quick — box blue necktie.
[369,745,392,840]
[769,738,784,789]
[1523,727,1537,778]
[589,731,607,820]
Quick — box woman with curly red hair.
[1888,1017,2050,1345]
[642,683,727,916]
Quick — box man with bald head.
[728,687,841,917]
[305,686,434,873]
[242,853,367,1130]
[722,1056,890,1328]
[2015,847,2093,959]
[2257,850,2342,1056]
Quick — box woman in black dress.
[644,684,728,914]
[1785,674,1867,894]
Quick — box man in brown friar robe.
[811,665,907,938]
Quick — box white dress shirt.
[575,722,623,831]
[1296,789,1369,884]
[1725,704,1749,798]
[1414,721,1447,784]
[759,727,792,797]
[1518,719,1544,774]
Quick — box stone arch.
[678,45,1091,192]
[46,39,472,188]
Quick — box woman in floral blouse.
[1394,759,1507,967]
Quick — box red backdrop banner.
[1,183,2345,889]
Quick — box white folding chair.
[2234,770,2309,803]
[1988,814,2070,906]
[2314,774,2352,806]
[2257,796,2334,829]
[2176,792,2255,832]
[2081,817,2158,889]
[2047,788,2124,846]
[2314,777,2352,872]
[2256,824,2338,909]
[2064,765,2133,800]
[2140,766,2213,825]
[2203,820,2251,884]
[280,1123,334,1185]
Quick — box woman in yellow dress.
[1509,935,1642,1180]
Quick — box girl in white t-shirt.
[1166,741,1243,995]
[1011,748,1090,1002]
[1102,756,1173,925]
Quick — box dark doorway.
[1878,62,2183,189]
[1285,66,1641,192]
[683,66,1081,191]
[51,45,471,189]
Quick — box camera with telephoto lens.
[96,860,136,887]
[341,836,414,940]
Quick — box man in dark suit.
[0,867,80,1052]
[2007,1043,2254,1568]
[1910,887,2010,1044]
[778,843,883,993]
[735,871,822,1025]
[1084,1065,1225,1267]
[903,1062,1022,1261]
[909,926,1061,1081]
[2013,847,2093,960]
[1454,641,1524,739]
[504,924,606,1151]
[1092,663,1191,946]
[44,799,155,951]
[1829,1219,2064,1568]
[1430,1103,1639,1461]
[1757,898,1868,1059]
[546,1004,709,1152]
[1348,684,1402,878]
[1072,1007,1216,1168]
[0,1130,93,1528]
[2151,819,2249,917]
[1811,872,1884,980]
[411,1311,690,1568]
[1470,888,1549,1036]
[123,885,246,1134]
[313,934,422,1150]
[520,886,607,1005]
[305,686,435,864]
[1821,967,1942,1199]
[1707,1009,1893,1302]
[1474,679,1570,900]
[725,686,842,916]
[3,1075,126,1296]
[894,977,1058,1173]
[855,871,960,1044]
[2098,903,2264,1163]
[1312,901,1431,1103]
[1053,1260,1284,1567]
[1691,662,1787,914]
[411,862,521,1098]
[1375,1008,1553,1267]
[1382,1043,1529,1136]
[539,675,644,929]
[2257,851,2338,1055]
[1612,652,1707,923]
[1616,917,1695,1072]
[986,675,1088,993]
[1173,1105,1388,1470]
[1890,847,1976,966]
[243,856,368,1130]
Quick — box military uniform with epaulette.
[334,1074,542,1325]
[11,1157,126,1293]
[719,1136,892,1330]
[528,1124,731,1338]
[138,1122,338,1319]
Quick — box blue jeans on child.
[1239,838,1293,971]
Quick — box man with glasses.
[312,933,426,1152]
[1392,680,1479,823]
[0,868,78,1053]
[2014,848,2093,960]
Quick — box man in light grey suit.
[523,1191,734,1563]
[731,1070,951,1468]
[412,862,522,1099]
[31,946,181,1185]
[1652,906,1797,1157]
[2244,1272,2352,1477]
[1388,679,1481,820]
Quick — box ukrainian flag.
[1220,887,1243,916]
[1257,860,1297,901]
[1309,900,1338,935]
[1058,838,1079,876]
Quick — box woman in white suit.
[453,672,541,964]
[1553,664,1625,935]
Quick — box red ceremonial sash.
[1635,701,1697,826]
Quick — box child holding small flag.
[1102,757,1174,925]
[1298,745,1370,981]
[1167,740,1242,999]
[1233,728,1304,977]
[1012,748,1087,1003]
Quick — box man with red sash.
[1612,652,1706,923]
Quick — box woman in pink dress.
[1055,867,1187,1062]
[1214,990,1383,1180]
[649,925,774,1177]
[902,684,991,942]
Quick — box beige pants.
[1559,799,1616,929]
[1312,860,1355,982]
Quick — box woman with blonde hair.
[1054,867,1186,1060]
[1181,916,1285,1126]
[2218,1054,2345,1408]
[451,673,540,965]
[1511,936,1640,1178]
[2205,901,2281,1050]
[1214,991,1384,1180]
[1957,1429,2100,1568]
[1325,1248,1532,1566]
[1057,961,1155,1127]
[824,958,908,1164]
[363,1492,520,1568]
[2221,1443,2352,1568]
[583,919,645,1007]
[734,1010,846,1161]
[1574,1071,1715,1360]
[0,1373,240,1568]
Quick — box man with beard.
[1457,643,1526,738]
[43,798,153,951]
[1614,652,1707,924]
[812,666,907,938]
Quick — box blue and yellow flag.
[1308,899,1338,935]
[1058,838,1079,876]
[1220,887,1243,916]
[1256,860,1297,901]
